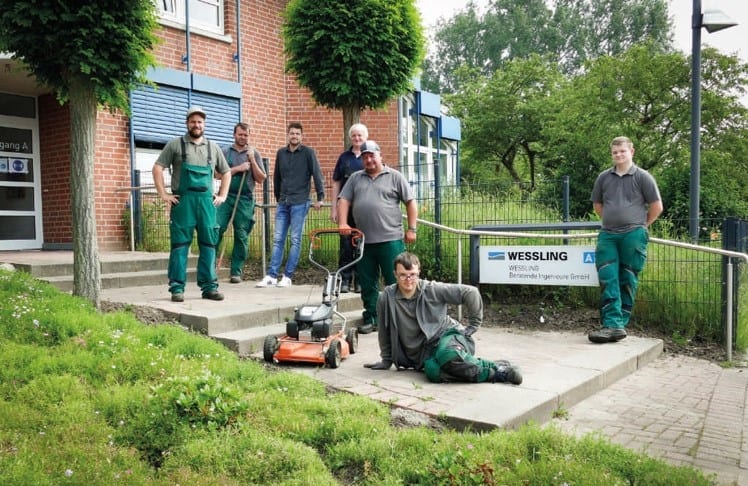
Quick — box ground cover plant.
[0,269,716,484]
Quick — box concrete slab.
[264,329,663,430]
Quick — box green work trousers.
[217,194,256,277]
[357,239,405,324]
[168,162,219,295]
[595,227,649,329]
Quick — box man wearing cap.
[153,106,231,302]
[338,140,418,334]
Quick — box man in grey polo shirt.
[338,140,418,334]
[589,136,663,343]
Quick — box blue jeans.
[268,201,310,278]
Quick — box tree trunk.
[342,105,361,150]
[68,80,101,308]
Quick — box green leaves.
[0,0,159,112]
[282,0,425,112]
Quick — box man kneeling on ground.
[364,252,522,385]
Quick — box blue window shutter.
[131,85,239,147]
[131,85,189,144]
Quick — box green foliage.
[424,0,671,93]
[0,268,715,483]
[282,0,425,111]
[0,1,159,111]
[446,55,564,185]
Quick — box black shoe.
[340,281,350,293]
[202,290,224,301]
[230,275,242,284]
[358,323,374,334]
[171,293,184,302]
[354,282,361,293]
[490,363,523,385]
[588,327,627,343]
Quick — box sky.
[415,0,747,62]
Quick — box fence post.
[262,158,271,258]
[722,217,747,352]
[434,154,442,276]
[133,170,143,249]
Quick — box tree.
[0,2,158,307]
[542,45,748,226]
[446,56,564,188]
[282,0,425,147]
[422,0,671,93]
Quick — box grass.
[0,269,716,485]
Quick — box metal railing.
[118,174,747,360]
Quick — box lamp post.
[690,1,737,242]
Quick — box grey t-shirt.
[590,164,661,233]
[338,166,414,244]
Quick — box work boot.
[588,327,627,343]
[171,293,184,303]
[489,362,523,385]
[202,290,224,301]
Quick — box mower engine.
[286,303,334,342]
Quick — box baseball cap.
[186,106,206,120]
[360,141,380,154]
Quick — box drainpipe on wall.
[235,0,243,117]
[184,0,192,106]
[127,91,138,251]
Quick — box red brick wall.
[94,111,132,250]
[38,94,72,245]
[36,0,402,249]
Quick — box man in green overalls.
[153,106,231,302]
[216,122,266,283]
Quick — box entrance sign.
[479,245,598,286]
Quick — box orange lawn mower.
[263,228,364,368]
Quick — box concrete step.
[178,289,364,336]
[6,252,179,278]
[212,310,365,357]
[45,267,229,292]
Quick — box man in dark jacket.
[256,122,324,288]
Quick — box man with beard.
[337,140,418,334]
[153,106,231,303]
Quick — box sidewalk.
[552,353,748,485]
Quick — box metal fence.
[122,165,747,352]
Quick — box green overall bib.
[168,161,219,295]
[216,151,256,277]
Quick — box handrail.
[410,216,748,360]
[116,184,746,360]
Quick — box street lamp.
[690,1,737,242]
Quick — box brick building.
[0,0,459,251]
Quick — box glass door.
[0,96,43,250]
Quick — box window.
[156,0,224,35]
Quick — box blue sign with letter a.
[583,251,595,264]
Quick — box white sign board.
[479,246,598,286]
